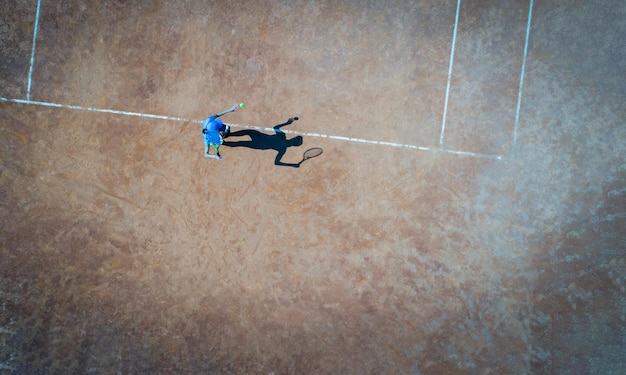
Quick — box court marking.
[439,0,462,147]
[512,0,534,156]
[26,0,42,101]
[6,0,527,162]
[0,97,503,160]
[439,0,534,157]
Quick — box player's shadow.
[223,117,304,167]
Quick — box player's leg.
[203,130,223,159]
[211,144,222,160]
[204,143,214,158]
[203,131,212,157]
[203,134,220,159]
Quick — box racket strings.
[303,148,323,160]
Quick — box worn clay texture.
[1,0,625,374]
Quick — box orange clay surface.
[1,0,625,373]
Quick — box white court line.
[511,0,534,157]
[4,98,195,122]
[9,0,502,161]
[26,0,42,101]
[1,97,504,160]
[439,0,462,147]
[439,148,503,160]
[232,123,431,151]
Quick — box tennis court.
[1,0,624,373]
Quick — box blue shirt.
[202,116,224,146]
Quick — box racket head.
[302,148,323,160]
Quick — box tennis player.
[202,105,236,160]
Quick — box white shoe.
[204,154,222,160]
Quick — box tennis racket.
[302,148,323,161]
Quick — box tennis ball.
[239,102,245,108]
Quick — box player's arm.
[274,147,300,168]
[215,104,239,118]
[273,117,299,132]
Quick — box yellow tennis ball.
[239,102,245,108]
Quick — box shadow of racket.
[299,148,323,165]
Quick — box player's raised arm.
[215,104,239,118]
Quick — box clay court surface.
[1,0,625,373]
